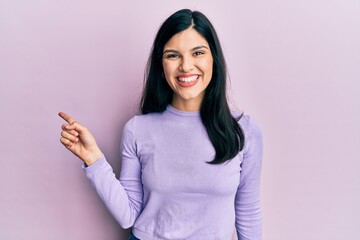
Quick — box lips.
[176,74,199,87]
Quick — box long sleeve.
[235,117,263,239]
[83,119,143,229]
[81,108,263,239]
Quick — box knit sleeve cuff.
[82,155,107,174]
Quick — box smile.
[176,75,199,87]
[177,75,199,83]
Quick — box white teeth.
[177,76,198,82]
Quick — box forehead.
[164,28,209,50]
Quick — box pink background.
[1,1,359,239]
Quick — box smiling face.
[162,28,213,111]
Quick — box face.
[162,28,213,111]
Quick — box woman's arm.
[59,113,143,228]
[235,117,263,240]
[84,118,143,228]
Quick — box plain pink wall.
[1,1,359,239]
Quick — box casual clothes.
[84,105,263,239]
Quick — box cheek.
[200,59,213,79]
[162,63,177,89]
[163,62,176,78]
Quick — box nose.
[179,56,194,72]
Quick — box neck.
[170,99,201,112]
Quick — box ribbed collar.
[166,105,200,117]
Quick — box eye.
[164,53,179,59]
[193,51,205,56]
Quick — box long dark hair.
[140,9,244,164]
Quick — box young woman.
[59,9,263,240]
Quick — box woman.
[59,9,263,240]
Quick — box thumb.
[65,121,88,134]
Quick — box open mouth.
[177,75,199,83]
[176,75,199,87]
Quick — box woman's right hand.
[59,112,103,166]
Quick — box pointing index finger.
[58,112,76,124]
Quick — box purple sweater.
[84,105,263,240]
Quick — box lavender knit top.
[84,105,263,240]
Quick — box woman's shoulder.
[232,110,262,141]
[123,112,163,132]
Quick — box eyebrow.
[163,45,209,54]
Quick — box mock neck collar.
[166,105,200,117]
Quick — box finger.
[61,123,70,130]
[59,114,87,134]
[61,124,79,136]
[69,129,79,136]
[60,137,75,148]
[61,130,79,143]
[58,112,76,125]
[68,121,87,134]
